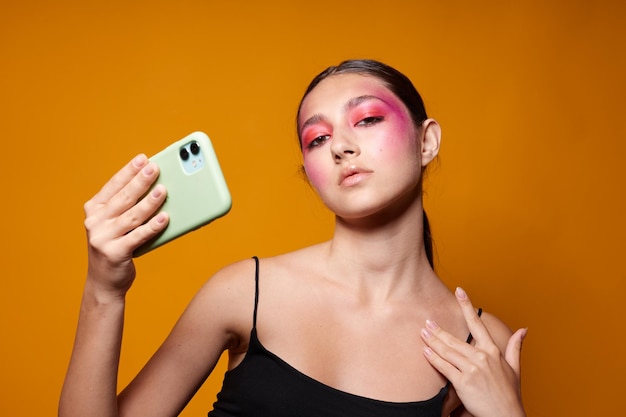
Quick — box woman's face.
[298,73,432,220]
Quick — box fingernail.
[455,287,467,300]
[151,185,162,198]
[423,347,433,357]
[155,212,167,224]
[421,328,432,339]
[143,163,155,176]
[426,319,438,331]
[133,154,147,168]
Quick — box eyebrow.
[300,114,328,133]
[300,95,387,133]
[344,94,387,111]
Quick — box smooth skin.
[59,73,526,417]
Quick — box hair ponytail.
[423,211,434,269]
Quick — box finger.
[124,210,170,250]
[105,161,161,219]
[421,320,474,371]
[455,287,492,344]
[86,183,168,252]
[112,183,168,237]
[423,344,462,385]
[90,154,149,205]
[504,328,527,377]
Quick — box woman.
[60,59,527,417]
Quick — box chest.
[212,328,450,417]
[257,297,452,403]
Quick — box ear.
[419,118,441,167]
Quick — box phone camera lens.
[190,142,200,155]
[180,148,190,161]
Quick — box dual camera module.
[180,141,201,161]
[179,141,205,174]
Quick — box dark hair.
[297,59,428,132]
[297,59,435,269]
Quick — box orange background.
[1,1,624,416]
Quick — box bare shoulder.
[248,244,328,282]
[199,257,259,297]
[116,258,262,414]
[188,247,325,348]
[479,310,514,352]
[182,257,260,350]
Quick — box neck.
[324,196,436,301]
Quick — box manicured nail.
[455,287,467,300]
[423,347,433,357]
[421,328,432,339]
[426,320,438,331]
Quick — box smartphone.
[133,131,232,257]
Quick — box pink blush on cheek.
[376,125,415,161]
[303,160,328,190]
[381,106,418,154]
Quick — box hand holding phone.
[133,131,232,257]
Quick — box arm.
[59,154,169,417]
[116,260,254,416]
[59,282,127,417]
[421,288,527,417]
[61,254,250,417]
[60,153,252,417]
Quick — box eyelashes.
[302,115,385,150]
[356,115,384,126]
[305,134,331,149]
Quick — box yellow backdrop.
[1,1,624,416]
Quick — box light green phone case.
[133,131,231,257]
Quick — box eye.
[356,116,384,126]
[306,134,331,150]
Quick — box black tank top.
[208,257,480,417]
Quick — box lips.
[339,165,372,186]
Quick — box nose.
[330,131,360,162]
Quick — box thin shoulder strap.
[465,308,483,344]
[252,256,260,329]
